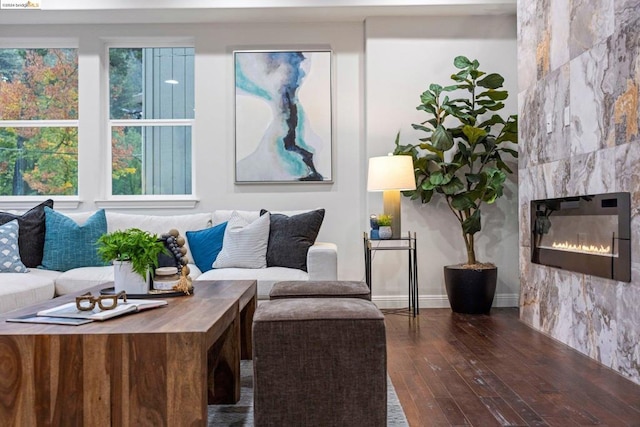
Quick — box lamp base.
[383,190,402,239]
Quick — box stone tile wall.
[518,0,640,384]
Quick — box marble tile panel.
[517,0,539,92]
[567,148,616,196]
[615,141,640,263]
[542,159,571,198]
[518,168,531,248]
[534,0,551,81]
[519,65,570,167]
[517,90,531,168]
[570,40,616,156]
[616,274,640,384]
[519,246,539,327]
[549,0,571,71]
[570,0,615,60]
[610,16,640,145]
[540,64,571,163]
[539,268,576,342]
[614,0,640,31]
[518,84,542,168]
[575,275,618,368]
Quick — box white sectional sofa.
[0,209,337,315]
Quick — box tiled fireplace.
[518,0,639,385]
[531,193,631,282]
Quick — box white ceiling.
[0,0,516,25]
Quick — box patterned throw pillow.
[213,211,270,269]
[0,199,53,268]
[40,208,108,272]
[0,220,29,273]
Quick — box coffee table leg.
[241,295,256,360]
[207,314,241,404]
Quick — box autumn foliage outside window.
[0,48,78,196]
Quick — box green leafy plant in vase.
[393,56,518,313]
[97,228,167,294]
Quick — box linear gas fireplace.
[531,192,631,282]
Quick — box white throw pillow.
[213,211,270,269]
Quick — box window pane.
[0,48,78,120]
[112,126,191,195]
[0,127,78,196]
[109,47,194,120]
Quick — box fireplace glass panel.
[537,215,618,257]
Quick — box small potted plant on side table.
[97,228,167,295]
[377,214,393,239]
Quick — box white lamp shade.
[367,155,416,192]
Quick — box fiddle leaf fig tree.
[393,56,518,266]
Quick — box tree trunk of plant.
[464,233,477,265]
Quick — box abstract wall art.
[234,50,332,183]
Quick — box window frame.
[103,39,196,206]
[0,38,80,208]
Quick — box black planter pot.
[444,265,497,314]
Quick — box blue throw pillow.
[40,208,108,272]
[186,222,227,273]
[0,220,29,273]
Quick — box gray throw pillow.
[0,199,53,268]
[260,209,325,272]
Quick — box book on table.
[6,314,93,326]
[35,299,168,321]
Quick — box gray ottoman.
[253,298,387,427]
[269,280,371,300]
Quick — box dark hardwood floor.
[385,308,640,426]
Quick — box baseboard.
[371,293,519,309]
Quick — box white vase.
[114,260,149,295]
[378,226,392,239]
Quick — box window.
[108,46,194,196]
[0,46,78,196]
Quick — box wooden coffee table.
[0,279,256,426]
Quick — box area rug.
[208,360,409,426]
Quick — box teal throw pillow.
[0,220,29,273]
[40,208,108,272]
[186,222,227,273]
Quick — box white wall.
[1,16,519,307]
[364,16,519,307]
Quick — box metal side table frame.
[363,231,418,317]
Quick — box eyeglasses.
[75,291,127,311]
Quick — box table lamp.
[367,154,416,239]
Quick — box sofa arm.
[307,242,338,281]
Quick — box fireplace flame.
[551,241,611,255]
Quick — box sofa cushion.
[53,263,202,296]
[41,208,108,272]
[53,266,115,295]
[212,209,310,226]
[106,212,211,256]
[260,209,324,272]
[0,220,29,273]
[196,266,308,299]
[0,199,53,267]
[186,222,227,273]
[0,269,57,314]
[213,211,270,269]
